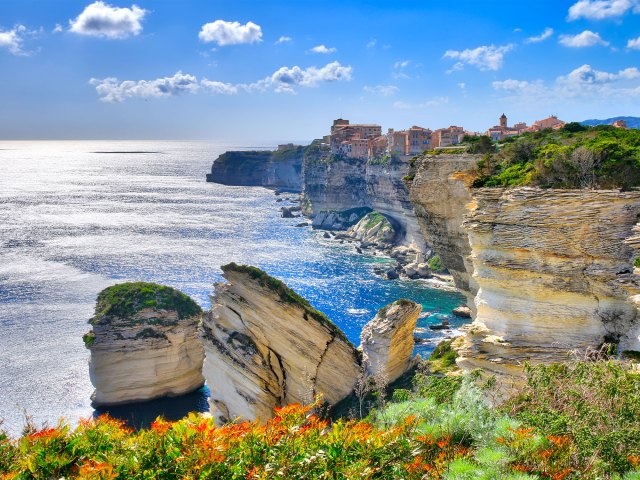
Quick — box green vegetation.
[503,361,640,475]
[270,145,306,162]
[464,135,496,154]
[134,328,168,341]
[221,263,353,347]
[634,257,640,268]
[82,331,95,348]
[90,282,202,325]
[376,298,414,317]
[427,254,445,273]
[427,339,458,374]
[472,126,640,189]
[5,359,640,478]
[362,211,389,230]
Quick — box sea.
[0,141,465,435]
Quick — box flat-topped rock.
[85,282,205,407]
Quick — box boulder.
[347,212,395,247]
[452,305,472,318]
[361,300,422,382]
[85,282,205,407]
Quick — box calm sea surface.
[0,141,464,434]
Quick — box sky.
[1,0,640,143]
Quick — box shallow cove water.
[0,141,465,434]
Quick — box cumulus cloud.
[363,84,399,96]
[568,0,640,20]
[526,27,554,44]
[91,62,353,101]
[493,64,640,102]
[627,36,640,49]
[198,20,262,46]
[393,97,449,109]
[559,30,609,47]
[275,35,291,44]
[444,44,514,71]
[0,25,34,55]
[90,71,200,102]
[69,1,146,39]
[52,24,64,34]
[309,44,336,54]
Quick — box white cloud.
[493,64,640,102]
[200,79,238,95]
[309,44,336,54]
[275,35,291,44]
[0,25,32,55]
[526,27,554,44]
[90,71,200,102]
[53,24,64,34]
[393,60,410,69]
[260,61,352,93]
[198,20,262,46]
[69,1,146,39]
[366,39,376,48]
[568,0,640,20]
[627,36,640,49]
[393,97,449,109]
[91,62,353,101]
[559,30,609,47]
[443,44,514,71]
[457,82,466,89]
[363,84,399,96]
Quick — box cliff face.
[206,147,303,192]
[201,264,362,424]
[303,155,426,250]
[408,154,480,307]
[456,188,640,374]
[86,283,205,406]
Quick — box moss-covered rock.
[90,282,202,326]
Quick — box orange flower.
[629,455,640,468]
[551,468,573,480]
[151,419,172,434]
[78,460,116,479]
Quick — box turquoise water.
[0,141,465,433]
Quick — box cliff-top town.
[298,114,630,161]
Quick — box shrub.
[428,254,445,273]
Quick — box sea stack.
[360,299,422,382]
[201,263,362,424]
[85,282,205,406]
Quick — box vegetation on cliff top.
[221,263,354,347]
[90,282,202,325]
[471,125,640,189]
[5,359,640,478]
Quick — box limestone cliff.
[85,283,205,406]
[206,146,304,192]
[408,153,480,307]
[347,211,396,247]
[201,264,362,424]
[456,188,640,374]
[360,299,422,383]
[303,155,426,251]
[201,264,421,424]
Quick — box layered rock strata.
[408,154,480,308]
[201,264,421,424]
[360,300,422,382]
[456,188,640,374]
[85,283,205,406]
[202,264,362,424]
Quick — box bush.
[503,361,640,476]
[428,254,445,273]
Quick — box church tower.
[500,113,507,129]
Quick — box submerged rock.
[85,282,205,407]
[361,300,421,383]
[201,264,361,424]
[452,305,472,318]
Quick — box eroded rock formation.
[201,264,420,424]
[85,283,205,406]
[347,211,396,247]
[456,188,640,374]
[360,300,422,382]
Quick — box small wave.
[347,308,369,315]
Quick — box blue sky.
[1,0,639,142]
